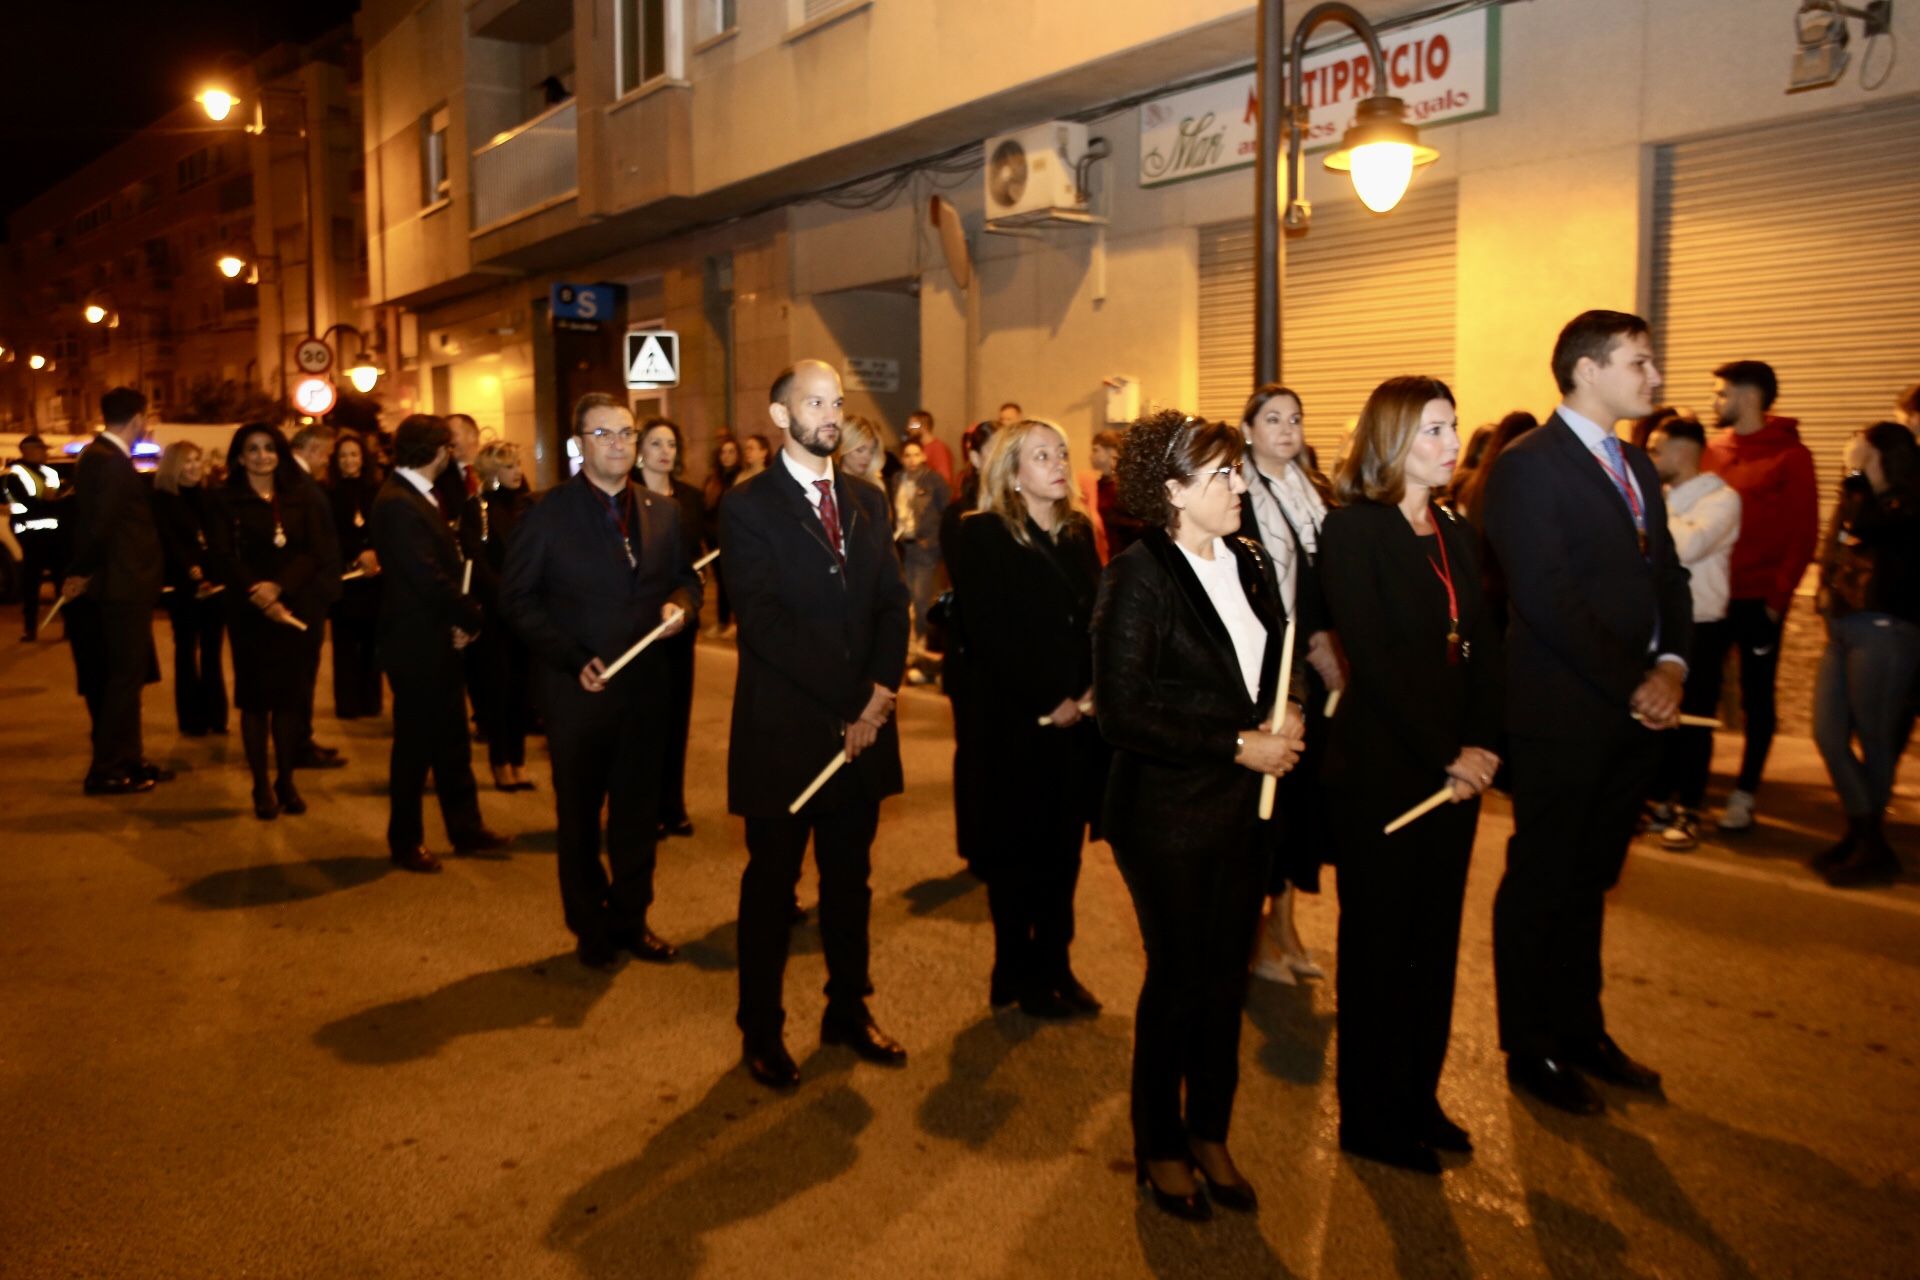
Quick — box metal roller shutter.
[1652,99,1920,522]
[1197,179,1457,464]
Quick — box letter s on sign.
[577,290,598,319]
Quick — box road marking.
[1628,844,1920,916]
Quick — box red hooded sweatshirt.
[1701,415,1819,616]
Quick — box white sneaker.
[1717,789,1756,832]
[1660,810,1700,852]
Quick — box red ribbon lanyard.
[1594,452,1644,527]
[1425,510,1463,663]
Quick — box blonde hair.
[475,440,522,486]
[979,419,1088,547]
[1334,376,1455,506]
[837,415,885,480]
[153,440,203,494]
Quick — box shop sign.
[1138,4,1500,188]
[844,357,900,393]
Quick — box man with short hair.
[1701,360,1817,833]
[433,412,483,514]
[904,409,953,489]
[1645,416,1742,851]
[287,423,345,768]
[1484,311,1693,1116]
[996,402,1023,429]
[371,414,504,872]
[62,388,166,795]
[3,433,69,640]
[721,359,912,1088]
[501,393,700,970]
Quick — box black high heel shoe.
[275,778,307,816]
[252,784,279,821]
[1188,1146,1258,1212]
[1135,1158,1211,1221]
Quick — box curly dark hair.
[1114,409,1244,531]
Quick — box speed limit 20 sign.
[295,338,333,374]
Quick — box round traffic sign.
[295,338,333,374]
[293,376,337,416]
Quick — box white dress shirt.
[781,446,842,552]
[97,429,133,458]
[395,466,438,504]
[1177,537,1268,701]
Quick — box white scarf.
[1247,459,1327,613]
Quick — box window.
[617,0,682,94]
[176,147,212,193]
[696,0,736,41]
[73,200,113,237]
[143,237,173,281]
[420,105,451,206]
[223,282,259,313]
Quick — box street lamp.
[196,86,237,123]
[321,322,383,394]
[1253,1,1438,384]
[83,304,109,326]
[28,354,48,371]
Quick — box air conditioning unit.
[984,121,1089,220]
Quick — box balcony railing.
[470,99,578,233]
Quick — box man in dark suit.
[61,388,167,795]
[370,414,505,873]
[501,392,700,970]
[720,359,912,1088]
[1483,310,1692,1115]
[288,423,346,768]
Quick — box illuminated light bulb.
[1321,96,1436,216]
[198,88,236,122]
[84,304,108,325]
[217,255,247,279]
[29,354,47,370]
[1345,142,1416,213]
[346,360,380,394]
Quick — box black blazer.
[152,487,216,594]
[1319,501,1503,820]
[329,475,379,564]
[499,474,700,694]
[1093,529,1304,858]
[68,436,161,605]
[206,481,335,626]
[1483,414,1693,740]
[292,466,344,611]
[949,510,1099,727]
[718,463,911,818]
[370,475,483,673]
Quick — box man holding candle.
[720,360,911,1089]
[500,394,698,971]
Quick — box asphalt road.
[2,632,1917,1279]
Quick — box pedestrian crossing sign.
[625,330,681,388]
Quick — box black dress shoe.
[1565,1036,1662,1092]
[390,845,444,874]
[1018,986,1074,1020]
[252,785,280,821]
[576,938,620,972]
[744,1037,801,1089]
[1055,974,1103,1015]
[1136,1161,1212,1221]
[617,926,678,963]
[820,1012,908,1065]
[1189,1147,1258,1212]
[138,761,176,783]
[274,779,307,816]
[988,970,1020,1009]
[297,749,347,770]
[85,771,155,796]
[791,899,809,925]
[452,829,510,855]
[1507,1053,1605,1115]
[1424,1108,1473,1154]
[1340,1131,1442,1175]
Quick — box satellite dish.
[929,196,971,289]
[988,139,1028,209]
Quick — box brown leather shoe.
[390,845,443,874]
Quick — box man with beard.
[720,360,912,1088]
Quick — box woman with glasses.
[327,431,384,720]
[1319,376,1503,1174]
[207,423,334,820]
[151,441,228,736]
[947,418,1105,1018]
[1237,384,1343,986]
[1094,409,1305,1220]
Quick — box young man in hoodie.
[1647,416,1742,850]
[1701,360,1818,833]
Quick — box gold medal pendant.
[273,523,287,548]
[353,510,364,528]
[1446,628,1463,666]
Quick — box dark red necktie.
[814,479,843,562]
[464,465,478,498]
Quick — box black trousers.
[470,630,531,769]
[1335,799,1475,1141]
[1113,833,1267,1160]
[1703,599,1782,794]
[1494,727,1657,1058]
[546,681,667,947]
[1655,617,1731,809]
[657,632,695,824]
[16,534,62,639]
[165,598,228,734]
[73,600,151,779]
[384,658,484,853]
[736,802,879,1041]
[330,606,382,719]
[981,811,1084,992]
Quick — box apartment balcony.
[470,99,579,241]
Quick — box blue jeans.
[1814,612,1920,818]
[902,542,940,646]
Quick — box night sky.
[0,0,361,228]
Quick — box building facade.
[359,0,1920,501]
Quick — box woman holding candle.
[327,431,384,720]
[1318,376,1503,1174]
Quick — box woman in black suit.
[471,440,536,790]
[1094,410,1305,1221]
[1237,383,1343,984]
[208,423,335,820]
[327,431,384,720]
[948,418,1106,1018]
[637,417,706,835]
[151,441,228,736]
[1319,375,1503,1174]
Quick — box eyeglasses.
[580,428,638,444]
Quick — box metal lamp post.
[1253,1,1438,385]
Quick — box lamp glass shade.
[83,304,108,325]
[1322,96,1438,214]
[29,354,47,370]
[197,88,236,122]
[346,362,380,393]
[216,255,247,279]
